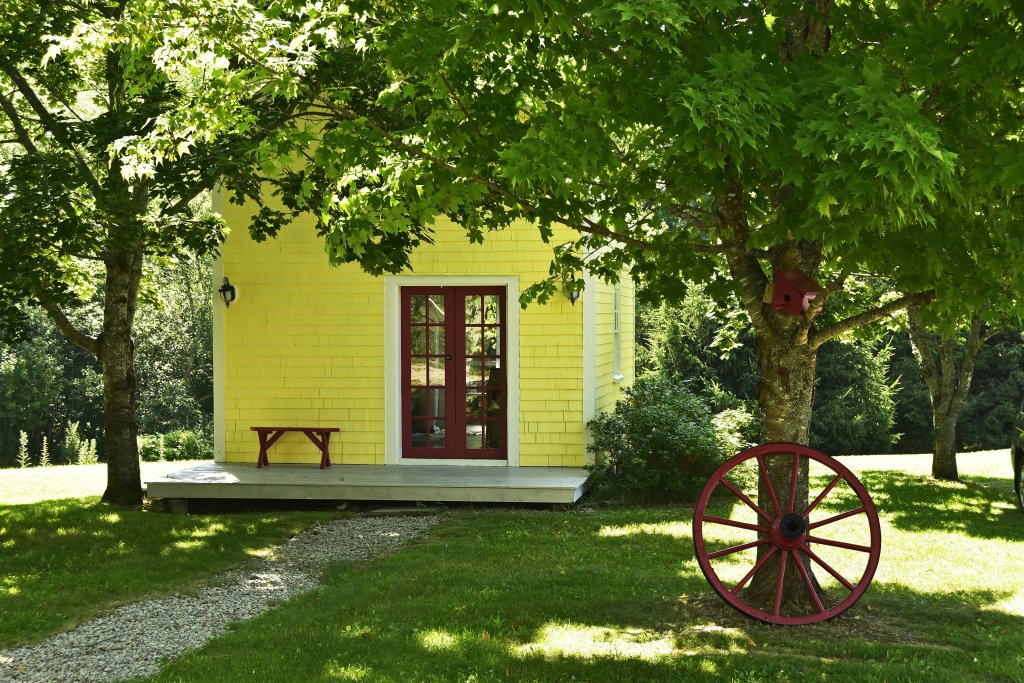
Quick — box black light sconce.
[218,277,237,307]
[563,274,582,306]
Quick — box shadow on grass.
[142,507,1024,683]
[855,470,1021,540]
[0,498,332,647]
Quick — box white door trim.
[384,275,521,466]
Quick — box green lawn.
[0,461,338,647]
[130,450,1022,683]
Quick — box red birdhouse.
[769,270,822,315]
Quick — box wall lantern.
[218,277,237,307]
[563,274,583,306]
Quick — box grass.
[0,462,338,647]
[122,450,1022,683]
[0,460,207,505]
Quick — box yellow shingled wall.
[219,205,585,466]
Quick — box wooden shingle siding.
[219,201,587,466]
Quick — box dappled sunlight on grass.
[323,661,371,681]
[597,520,690,539]
[516,622,678,661]
[416,629,460,652]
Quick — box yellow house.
[148,198,634,506]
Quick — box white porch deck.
[145,462,590,505]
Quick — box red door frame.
[401,286,507,460]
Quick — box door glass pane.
[485,419,501,449]
[410,358,427,386]
[465,326,482,357]
[427,419,446,448]
[465,389,484,419]
[465,295,482,326]
[465,359,483,387]
[483,295,500,325]
[410,388,427,417]
[482,326,499,356]
[411,419,429,447]
[428,357,446,385]
[411,327,426,355]
[428,295,445,324]
[428,387,446,418]
[465,420,484,450]
[410,296,427,324]
[428,326,445,355]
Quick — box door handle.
[445,355,453,361]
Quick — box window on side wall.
[613,283,623,382]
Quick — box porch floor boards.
[145,462,590,505]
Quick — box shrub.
[17,431,30,468]
[40,436,50,467]
[587,374,724,503]
[62,421,96,465]
[139,430,213,462]
[713,406,759,458]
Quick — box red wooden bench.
[250,427,340,469]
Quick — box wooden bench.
[250,427,340,469]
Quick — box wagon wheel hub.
[771,512,808,549]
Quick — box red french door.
[401,287,507,459]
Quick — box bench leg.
[257,431,270,468]
[320,431,332,469]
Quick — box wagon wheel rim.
[693,443,882,625]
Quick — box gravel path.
[0,515,439,683]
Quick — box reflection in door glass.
[465,295,482,325]
[465,420,484,450]
[410,296,427,324]
[482,326,499,356]
[410,358,427,386]
[465,326,482,357]
[427,295,445,324]
[483,295,499,324]
[428,326,445,355]
[411,327,426,355]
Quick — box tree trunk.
[931,410,958,480]
[742,323,822,613]
[99,236,144,506]
[907,307,990,483]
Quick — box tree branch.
[810,290,936,349]
[0,87,39,155]
[0,54,104,198]
[39,300,100,356]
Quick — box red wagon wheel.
[693,443,881,625]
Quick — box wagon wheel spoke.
[793,551,826,614]
[730,546,778,595]
[773,550,789,617]
[806,535,873,553]
[756,453,783,516]
[706,537,771,560]
[703,516,769,533]
[787,452,800,514]
[798,545,856,592]
[806,506,867,531]
[803,474,843,519]
[719,476,773,523]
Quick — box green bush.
[587,375,724,503]
[139,430,212,462]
